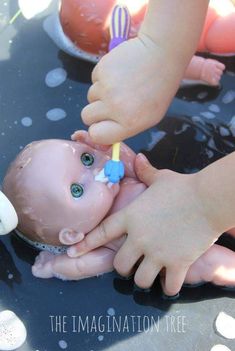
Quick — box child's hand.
[81,34,185,145]
[67,154,221,296]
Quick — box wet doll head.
[2,137,120,247]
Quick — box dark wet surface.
[0,1,235,350]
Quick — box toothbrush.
[104,4,131,184]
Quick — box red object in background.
[60,0,235,56]
[60,0,147,56]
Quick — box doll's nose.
[0,191,18,235]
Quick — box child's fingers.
[87,82,101,103]
[88,120,125,145]
[67,211,126,257]
[81,101,108,126]
[134,258,162,289]
[135,153,159,186]
[161,266,188,296]
[91,63,100,83]
[113,239,141,277]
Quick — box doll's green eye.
[81,153,94,167]
[71,183,84,198]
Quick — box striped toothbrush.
[104,4,131,184]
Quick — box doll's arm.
[32,247,115,280]
[184,55,225,86]
[184,244,235,287]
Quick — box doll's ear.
[71,130,110,152]
[0,191,18,235]
[59,228,85,245]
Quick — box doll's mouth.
[94,169,120,197]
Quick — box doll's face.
[3,139,120,245]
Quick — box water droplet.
[21,117,33,127]
[8,273,13,279]
[46,108,67,121]
[98,335,104,341]
[45,68,67,88]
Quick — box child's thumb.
[135,153,159,186]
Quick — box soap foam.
[94,169,108,183]
[0,310,27,350]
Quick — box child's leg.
[185,244,235,287]
[32,247,115,280]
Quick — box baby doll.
[2,130,235,287]
[50,0,235,85]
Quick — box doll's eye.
[70,183,84,198]
[81,153,94,167]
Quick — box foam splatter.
[147,131,166,150]
[222,90,235,104]
[210,345,231,351]
[192,116,204,124]
[215,311,235,339]
[229,116,235,136]
[219,127,230,137]
[0,310,27,350]
[197,91,208,99]
[208,104,220,113]
[200,111,216,119]
[107,308,115,316]
[19,0,52,19]
[58,340,68,349]
[21,117,32,127]
[95,169,108,183]
[46,108,67,122]
[45,68,67,88]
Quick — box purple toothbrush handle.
[109,5,130,51]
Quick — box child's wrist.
[137,29,187,80]
[194,170,234,234]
